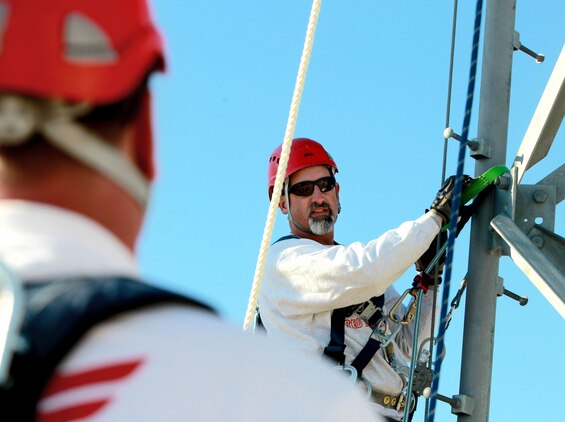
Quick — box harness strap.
[350,337,382,375]
[324,294,385,377]
[323,306,352,365]
[1,276,214,421]
[271,234,386,376]
[273,234,301,244]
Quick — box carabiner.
[389,288,418,324]
[333,365,372,398]
[370,316,402,347]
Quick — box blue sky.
[139,1,564,421]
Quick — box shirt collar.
[0,200,138,282]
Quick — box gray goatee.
[308,202,336,235]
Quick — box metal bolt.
[513,31,544,63]
[443,127,479,150]
[494,175,511,190]
[443,127,461,141]
[518,44,545,63]
[531,236,544,248]
[502,288,529,306]
[533,190,547,203]
[467,140,479,151]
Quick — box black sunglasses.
[288,176,336,197]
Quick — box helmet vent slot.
[0,4,8,53]
[64,13,117,63]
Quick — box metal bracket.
[513,31,545,63]
[514,183,557,234]
[497,163,563,256]
[512,44,565,184]
[452,394,475,416]
[495,276,504,296]
[528,225,565,275]
[433,392,475,415]
[538,164,565,204]
[469,137,492,159]
[491,215,565,318]
[495,276,529,306]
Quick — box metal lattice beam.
[491,215,565,317]
[512,44,565,184]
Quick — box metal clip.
[389,288,418,324]
[370,316,402,347]
[333,365,372,398]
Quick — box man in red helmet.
[0,2,381,420]
[260,138,464,421]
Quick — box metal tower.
[453,1,564,421]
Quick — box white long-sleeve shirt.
[0,200,381,421]
[260,213,442,420]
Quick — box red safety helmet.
[268,138,338,199]
[0,0,165,104]
[0,0,165,206]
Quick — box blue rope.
[426,1,483,420]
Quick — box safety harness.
[323,295,385,377]
[0,276,214,421]
[260,170,504,419]
[265,235,388,375]
[262,234,417,418]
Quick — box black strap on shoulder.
[273,235,341,246]
[324,294,385,377]
[272,234,301,244]
[0,276,214,421]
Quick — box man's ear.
[279,194,288,215]
[336,182,341,214]
[127,90,155,180]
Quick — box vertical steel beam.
[458,1,516,421]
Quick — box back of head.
[0,0,165,208]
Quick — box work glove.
[413,230,447,293]
[429,175,474,226]
[416,230,447,276]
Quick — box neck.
[290,225,334,246]
[0,150,143,251]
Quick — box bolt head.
[531,236,544,248]
[533,190,547,203]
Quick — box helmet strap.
[42,118,150,208]
[0,95,150,209]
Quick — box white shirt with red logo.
[0,200,382,421]
[259,213,442,420]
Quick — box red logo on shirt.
[345,318,364,329]
[37,359,144,422]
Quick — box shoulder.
[40,306,380,421]
[269,235,332,257]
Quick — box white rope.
[242,0,323,331]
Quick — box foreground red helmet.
[268,138,338,199]
[0,0,165,104]
[0,0,165,208]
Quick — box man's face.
[280,165,340,237]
